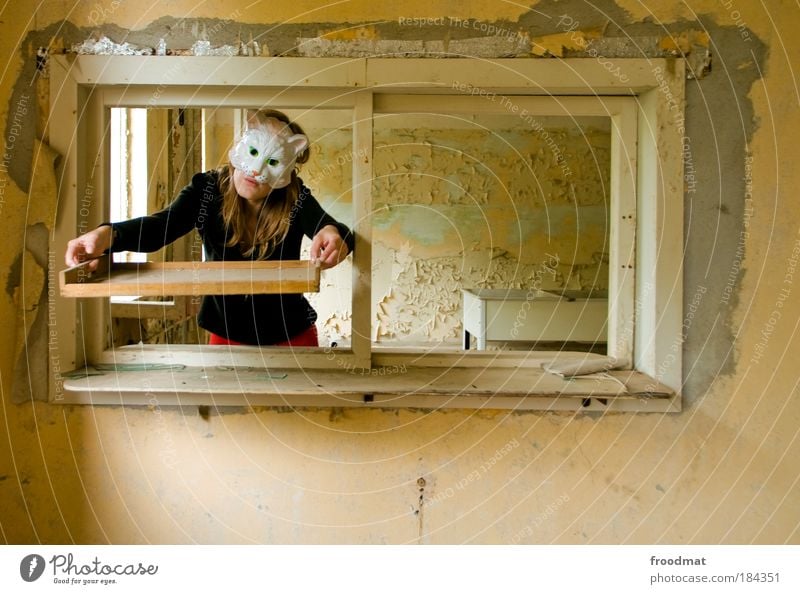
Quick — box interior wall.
[1,0,798,544]
[371,120,610,345]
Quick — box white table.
[462,289,608,350]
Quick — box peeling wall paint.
[371,123,609,344]
[299,120,610,345]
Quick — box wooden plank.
[374,348,612,369]
[102,87,357,110]
[96,343,624,370]
[56,386,679,412]
[366,58,656,93]
[376,95,629,117]
[60,56,666,94]
[636,61,685,395]
[50,57,91,391]
[82,91,111,363]
[63,365,676,404]
[607,98,638,364]
[96,344,353,370]
[60,260,320,297]
[110,299,186,320]
[60,254,110,286]
[62,56,366,88]
[61,56,667,96]
[351,90,373,368]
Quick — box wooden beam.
[62,365,673,407]
[60,56,366,88]
[110,299,187,320]
[366,58,655,94]
[61,260,321,297]
[351,90,373,368]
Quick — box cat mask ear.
[229,124,308,189]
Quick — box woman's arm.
[108,171,214,253]
[64,224,113,269]
[310,224,349,269]
[297,182,355,269]
[64,171,214,267]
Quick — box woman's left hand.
[310,225,349,269]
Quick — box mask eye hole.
[266,158,279,167]
[248,146,259,157]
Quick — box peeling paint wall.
[298,116,610,345]
[372,120,610,344]
[1,1,799,545]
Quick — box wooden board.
[60,258,320,297]
[62,364,673,407]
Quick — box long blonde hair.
[218,109,310,259]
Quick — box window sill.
[60,363,676,412]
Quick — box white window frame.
[50,56,684,411]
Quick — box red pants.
[208,325,319,347]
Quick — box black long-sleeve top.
[108,169,354,345]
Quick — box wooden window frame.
[107,106,190,321]
[49,56,684,412]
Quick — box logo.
[20,554,46,582]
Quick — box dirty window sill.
[60,363,676,412]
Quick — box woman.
[64,109,353,347]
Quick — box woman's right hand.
[64,225,113,270]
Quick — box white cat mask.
[229,125,308,189]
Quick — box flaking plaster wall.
[0,0,798,544]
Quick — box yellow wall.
[304,117,610,346]
[1,1,799,543]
